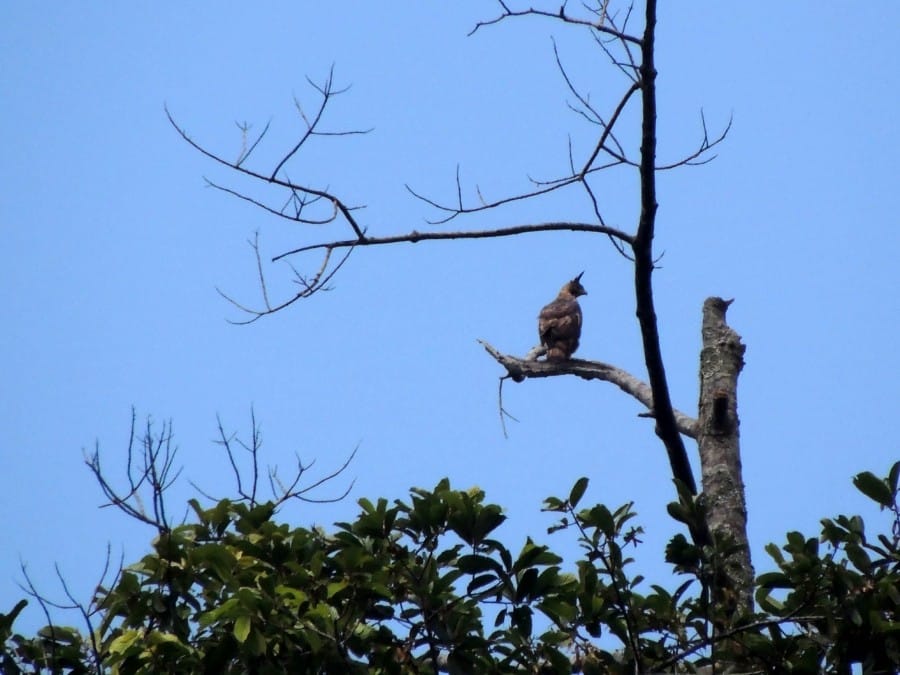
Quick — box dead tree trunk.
[697,297,754,619]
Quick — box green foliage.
[4,462,899,673]
[755,460,900,673]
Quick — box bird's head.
[563,272,587,297]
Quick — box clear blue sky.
[2,3,898,633]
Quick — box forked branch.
[217,231,354,325]
[85,409,181,532]
[189,408,356,508]
[165,71,369,239]
[470,1,641,46]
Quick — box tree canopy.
[3,436,899,671]
[4,1,899,673]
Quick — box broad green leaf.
[756,572,791,589]
[889,460,900,496]
[845,542,872,573]
[247,627,267,656]
[755,591,784,614]
[853,471,893,507]
[542,496,565,511]
[458,554,503,575]
[765,542,785,565]
[0,599,28,633]
[582,504,614,534]
[192,543,236,581]
[233,615,251,643]
[326,581,349,598]
[511,605,533,637]
[146,631,182,646]
[107,629,142,655]
[516,567,538,602]
[275,585,308,606]
[467,573,497,593]
[513,540,560,574]
[538,597,577,625]
[568,477,589,508]
[666,501,691,525]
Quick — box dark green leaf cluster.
[754,462,900,673]
[3,463,899,673]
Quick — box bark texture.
[698,297,754,618]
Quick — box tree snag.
[698,297,754,620]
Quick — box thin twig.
[165,105,368,241]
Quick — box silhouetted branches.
[166,103,368,235]
[234,118,271,168]
[270,65,372,180]
[86,408,356,532]
[469,0,638,45]
[85,409,181,532]
[189,408,356,508]
[169,2,726,330]
[17,544,121,675]
[168,0,730,546]
[216,230,355,325]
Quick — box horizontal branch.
[478,340,697,439]
[273,221,634,261]
[470,6,642,47]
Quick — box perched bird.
[538,273,587,361]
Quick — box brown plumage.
[538,272,587,361]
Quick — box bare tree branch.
[406,170,583,225]
[591,19,640,82]
[270,65,373,180]
[469,1,642,46]
[235,118,271,167]
[84,410,181,532]
[496,376,521,439]
[17,564,60,668]
[579,81,641,176]
[270,445,358,505]
[17,545,122,674]
[190,408,356,508]
[165,103,368,241]
[553,38,629,156]
[630,0,698,498]
[595,0,715,561]
[478,340,698,439]
[593,108,732,172]
[274,221,633,260]
[217,231,355,324]
[204,177,339,225]
[404,69,639,227]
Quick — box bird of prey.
[538,273,587,362]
